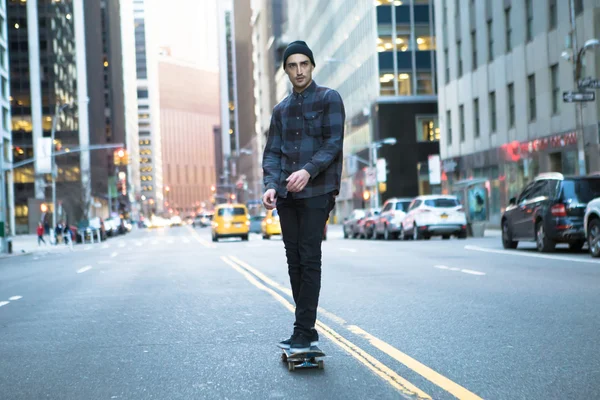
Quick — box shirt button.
[296,132,299,135]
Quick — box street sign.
[365,167,376,187]
[563,91,595,103]
[578,77,600,89]
[376,158,387,183]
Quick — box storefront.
[441,131,581,227]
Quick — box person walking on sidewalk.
[37,222,46,246]
[262,40,345,354]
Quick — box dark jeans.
[276,192,335,337]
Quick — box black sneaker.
[278,330,319,349]
[290,333,311,354]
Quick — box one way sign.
[563,91,595,103]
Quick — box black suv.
[502,173,600,252]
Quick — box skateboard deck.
[280,346,326,371]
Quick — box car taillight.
[551,204,567,217]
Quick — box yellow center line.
[220,256,430,400]
[186,225,216,248]
[227,254,484,400]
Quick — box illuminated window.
[416,116,440,142]
[379,72,395,96]
[398,73,411,95]
[15,205,28,217]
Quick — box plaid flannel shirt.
[262,80,345,199]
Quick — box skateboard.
[280,345,325,371]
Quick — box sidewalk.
[0,234,72,259]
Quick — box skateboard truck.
[280,346,325,371]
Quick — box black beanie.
[282,40,315,70]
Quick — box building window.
[549,0,557,30]
[446,110,452,144]
[459,105,465,142]
[2,107,8,131]
[137,89,148,98]
[489,91,497,133]
[444,49,449,83]
[487,20,493,62]
[505,7,512,52]
[1,77,6,100]
[473,99,480,138]
[379,72,395,96]
[398,72,412,95]
[528,74,536,121]
[457,40,462,77]
[508,83,515,127]
[526,0,533,42]
[443,0,447,25]
[471,30,477,70]
[417,72,433,95]
[416,116,440,142]
[574,0,583,15]
[551,64,560,115]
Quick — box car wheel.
[536,221,555,253]
[263,234,270,240]
[442,235,451,240]
[588,219,600,258]
[413,225,421,240]
[568,240,585,252]
[241,235,249,241]
[212,234,218,242]
[502,220,518,249]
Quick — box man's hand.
[286,169,310,193]
[262,189,277,210]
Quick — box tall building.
[216,0,238,203]
[435,0,600,226]
[0,0,13,250]
[133,0,163,214]
[158,57,219,215]
[250,0,287,212]
[10,0,98,234]
[282,0,440,219]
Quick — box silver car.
[584,197,600,257]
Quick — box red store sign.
[501,132,578,162]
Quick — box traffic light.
[114,148,129,166]
[362,190,370,201]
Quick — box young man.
[262,40,345,353]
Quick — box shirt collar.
[293,80,317,99]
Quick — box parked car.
[193,213,213,228]
[502,173,600,252]
[211,203,250,242]
[170,215,183,227]
[402,195,467,240]
[356,208,380,239]
[584,197,600,258]
[343,209,366,239]
[249,215,264,234]
[262,209,281,239]
[374,197,413,240]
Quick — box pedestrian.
[262,40,345,354]
[62,221,72,248]
[54,222,63,245]
[37,222,46,246]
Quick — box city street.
[1,225,599,400]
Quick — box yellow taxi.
[211,203,250,242]
[261,209,281,239]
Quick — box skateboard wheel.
[288,362,295,371]
[318,360,324,369]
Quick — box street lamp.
[370,137,397,208]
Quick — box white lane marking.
[97,260,112,264]
[101,244,109,249]
[118,242,125,248]
[77,266,92,274]
[461,269,486,276]
[465,245,600,264]
[434,265,486,276]
[33,257,39,261]
[0,301,9,307]
[110,252,118,258]
[185,225,216,248]
[340,247,357,253]
[84,246,92,251]
[135,241,142,247]
[183,238,190,244]
[8,296,22,301]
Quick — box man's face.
[284,54,313,91]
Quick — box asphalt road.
[1,224,599,400]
